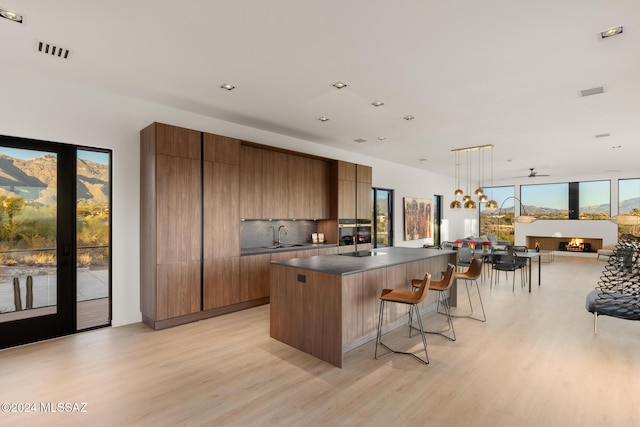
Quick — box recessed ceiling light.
[0,8,23,23]
[371,101,384,107]
[220,83,235,91]
[332,82,348,89]
[318,117,329,122]
[354,138,367,143]
[403,115,415,120]
[377,137,387,141]
[600,26,623,39]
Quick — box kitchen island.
[270,247,456,367]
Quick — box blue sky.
[480,180,628,212]
[520,183,568,209]
[619,179,640,202]
[1,147,109,165]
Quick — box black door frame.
[0,134,77,348]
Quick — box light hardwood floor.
[1,256,639,426]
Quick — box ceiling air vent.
[579,86,605,97]
[35,40,73,60]
[594,133,611,139]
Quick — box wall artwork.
[404,197,433,241]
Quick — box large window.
[579,181,610,220]
[520,183,569,219]
[520,180,610,220]
[618,178,640,238]
[480,186,515,244]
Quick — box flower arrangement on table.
[482,241,491,252]
[468,241,477,250]
[535,241,540,252]
[454,240,463,248]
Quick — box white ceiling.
[2,0,639,183]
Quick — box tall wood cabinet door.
[203,161,240,259]
[356,181,372,222]
[141,122,202,323]
[338,179,356,219]
[203,257,240,309]
[240,254,271,301]
[239,146,263,219]
[356,164,372,222]
[287,155,312,219]
[155,154,201,319]
[262,150,289,219]
[310,158,329,219]
[156,157,202,264]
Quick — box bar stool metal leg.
[375,300,429,365]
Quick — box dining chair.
[491,248,526,291]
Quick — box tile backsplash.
[240,220,318,248]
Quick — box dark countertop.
[270,247,456,275]
[241,243,338,256]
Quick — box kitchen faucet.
[277,225,287,246]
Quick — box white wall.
[515,221,618,247]
[0,71,456,327]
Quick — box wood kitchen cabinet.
[203,133,241,310]
[240,254,271,301]
[337,161,371,221]
[262,150,289,219]
[356,165,372,222]
[309,157,330,219]
[240,248,322,303]
[288,155,330,219]
[239,145,263,219]
[241,145,330,220]
[140,122,202,328]
[337,161,357,219]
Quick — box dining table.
[472,249,542,292]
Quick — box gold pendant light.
[451,144,495,211]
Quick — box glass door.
[372,188,393,248]
[0,136,77,348]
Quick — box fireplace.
[527,236,601,253]
[560,238,592,252]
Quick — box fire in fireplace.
[559,239,592,252]
[568,238,584,251]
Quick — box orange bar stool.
[410,264,457,341]
[375,273,431,365]
[453,257,486,322]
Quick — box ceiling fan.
[514,168,550,178]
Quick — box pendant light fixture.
[451,144,494,211]
[485,146,498,210]
[450,151,463,210]
[463,150,476,210]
